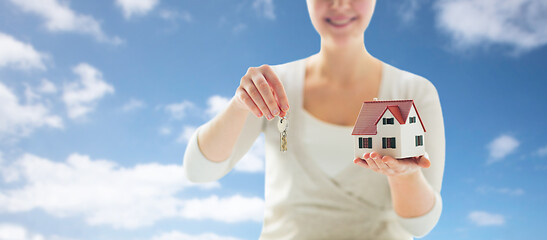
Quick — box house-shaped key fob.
[352,99,426,160]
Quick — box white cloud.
[232,23,247,35]
[435,0,547,53]
[0,223,45,240]
[22,80,56,105]
[253,0,275,20]
[0,153,266,229]
[0,32,47,70]
[122,98,145,112]
[206,95,230,117]
[37,79,57,94]
[234,135,265,173]
[8,0,122,44]
[164,101,194,120]
[151,231,242,240]
[0,152,20,183]
[536,145,547,157]
[486,135,519,164]
[397,0,421,23]
[177,125,197,144]
[0,223,76,240]
[180,195,264,223]
[23,83,41,103]
[0,153,222,229]
[468,211,505,226]
[62,63,115,119]
[476,186,524,196]
[159,10,192,22]
[116,0,159,19]
[159,126,172,136]
[0,81,63,139]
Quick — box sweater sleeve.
[182,111,265,183]
[395,75,446,238]
[395,187,443,238]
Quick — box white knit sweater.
[183,57,445,239]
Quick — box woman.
[183,0,445,239]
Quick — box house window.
[409,116,416,123]
[415,135,423,146]
[383,118,394,125]
[382,137,396,149]
[359,137,372,149]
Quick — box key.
[277,116,288,152]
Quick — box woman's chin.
[318,24,366,47]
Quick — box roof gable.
[351,99,426,135]
[386,106,405,124]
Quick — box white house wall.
[400,106,425,158]
[354,109,401,159]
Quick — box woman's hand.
[234,64,290,120]
[353,152,431,177]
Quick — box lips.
[326,16,357,27]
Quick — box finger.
[236,87,262,118]
[417,156,431,168]
[279,110,287,118]
[370,151,381,160]
[382,156,398,169]
[370,153,389,170]
[374,158,389,170]
[260,65,289,112]
[242,77,273,119]
[272,90,288,118]
[354,158,369,168]
[251,71,281,117]
[364,158,379,170]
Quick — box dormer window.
[409,116,416,123]
[382,118,394,125]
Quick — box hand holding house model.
[352,99,426,160]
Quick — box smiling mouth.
[326,17,357,27]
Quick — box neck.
[310,37,378,85]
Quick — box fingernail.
[272,109,279,116]
[267,114,273,120]
[282,105,289,111]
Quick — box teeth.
[329,18,352,25]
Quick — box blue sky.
[0,0,546,239]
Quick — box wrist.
[229,95,251,114]
[387,168,422,183]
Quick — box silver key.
[277,117,288,152]
[277,117,288,132]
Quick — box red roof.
[351,100,426,135]
[386,106,404,124]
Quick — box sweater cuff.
[183,126,232,183]
[395,191,442,238]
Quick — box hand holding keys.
[232,64,290,151]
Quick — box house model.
[352,99,426,159]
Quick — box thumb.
[417,156,431,168]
